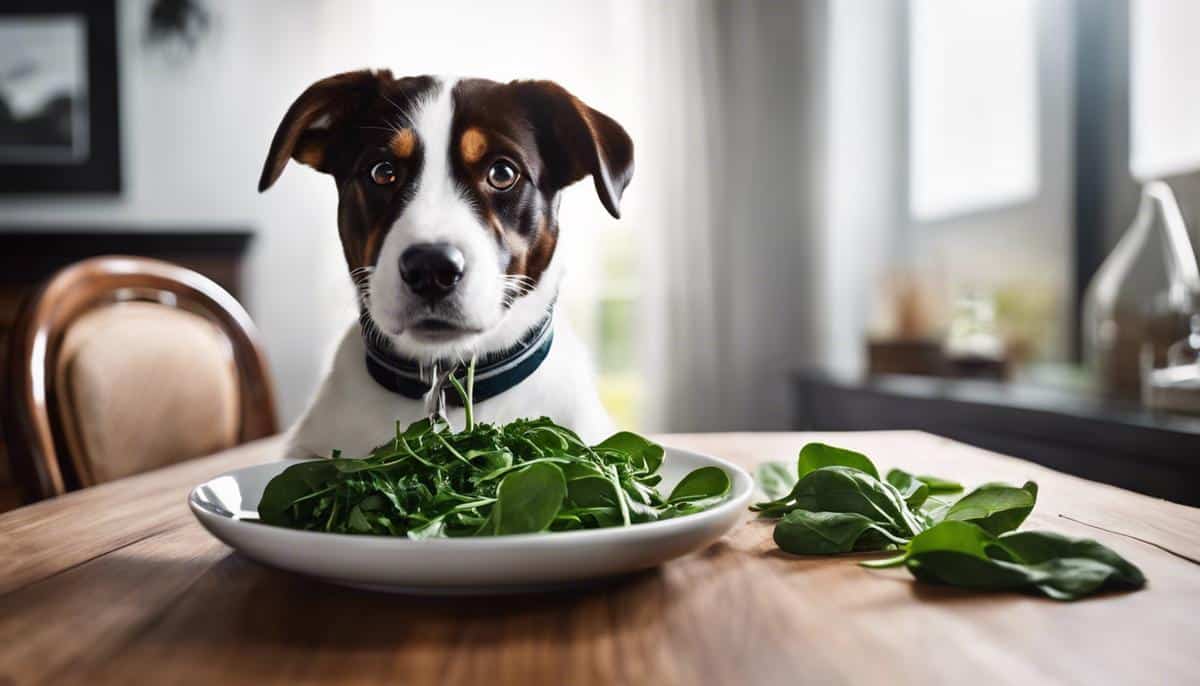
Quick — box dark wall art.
[0,1,120,193]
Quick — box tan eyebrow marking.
[460,127,488,164]
[389,128,415,158]
[295,142,324,168]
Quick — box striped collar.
[362,314,554,405]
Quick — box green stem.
[466,356,476,428]
[607,465,632,527]
[435,432,473,467]
[286,485,335,508]
[860,550,909,568]
[400,436,447,471]
[325,495,340,532]
[445,357,477,431]
[448,375,472,430]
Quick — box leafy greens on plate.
[257,364,731,538]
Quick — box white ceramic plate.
[189,447,753,594]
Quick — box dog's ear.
[258,70,382,192]
[513,81,634,219]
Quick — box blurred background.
[2,0,1199,507]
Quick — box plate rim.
[189,446,754,548]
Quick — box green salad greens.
[753,443,1146,601]
[257,367,731,538]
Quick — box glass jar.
[1082,181,1200,400]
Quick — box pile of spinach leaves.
[257,369,731,538]
[753,443,1145,600]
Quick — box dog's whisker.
[358,125,399,134]
[378,90,405,116]
[496,273,536,300]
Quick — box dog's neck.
[361,308,554,405]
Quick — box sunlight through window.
[1131,0,1200,180]
[909,0,1039,221]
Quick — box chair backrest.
[5,255,278,502]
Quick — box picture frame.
[0,0,120,194]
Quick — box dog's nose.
[399,243,465,300]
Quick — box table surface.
[2,431,1198,685]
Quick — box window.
[1130,0,1200,179]
[909,0,1039,220]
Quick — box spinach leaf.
[943,481,1038,535]
[797,443,880,480]
[347,506,372,533]
[867,520,1146,600]
[791,466,925,537]
[998,530,1146,594]
[915,474,963,495]
[919,494,956,525]
[755,461,795,501]
[406,516,446,540]
[492,462,567,535]
[668,466,732,503]
[566,474,620,509]
[258,460,339,526]
[1015,558,1140,600]
[902,521,1035,591]
[774,510,909,555]
[751,444,881,516]
[595,431,664,474]
[753,441,1146,602]
[885,468,930,509]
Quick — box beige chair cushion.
[55,301,241,485]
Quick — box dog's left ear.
[514,81,634,219]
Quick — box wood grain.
[1,431,1197,686]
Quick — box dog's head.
[259,72,633,361]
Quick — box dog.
[258,72,632,459]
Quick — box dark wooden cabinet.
[794,370,1200,506]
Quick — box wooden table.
[2,431,1198,685]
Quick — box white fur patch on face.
[366,78,558,363]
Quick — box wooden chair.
[5,256,278,503]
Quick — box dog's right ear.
[258,70,382,192]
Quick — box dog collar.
[362,314,554,405]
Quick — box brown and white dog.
[259,72,632,458]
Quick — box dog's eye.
[369,161,397,185]
[486,159,520,191]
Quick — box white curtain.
[633,1,830,432]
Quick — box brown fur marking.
[523,215,557,284]
[389,128,416,158]
[363,223,387,268]
[295,140,325,168]
[460,128,488,164]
